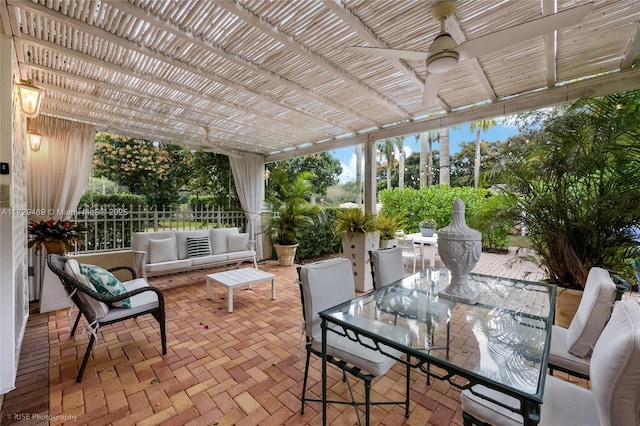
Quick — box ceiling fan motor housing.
[426,50,459,73]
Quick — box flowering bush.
[28,219,83,253]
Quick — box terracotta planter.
[274,244,298,266]
[44,240,68,255]
[555,288,583,328]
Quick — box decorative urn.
[437,198,482,304]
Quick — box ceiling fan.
[199,126,243,159]
[345,0,593,106]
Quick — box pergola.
[2,1,640,153]
[1,0,640,397]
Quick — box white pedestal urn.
[341,231,380,292]
[437,198,482,304]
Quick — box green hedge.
[295,208,342,261]
[79,193,147,207]
[378,185,512,251]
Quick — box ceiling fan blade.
[422,73,446,106]
[345,46,429,61]
[457,3,593,61]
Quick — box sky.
[331,120,520,183]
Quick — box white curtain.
[229,153,265,260]
[27,116,95,220]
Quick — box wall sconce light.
[17,79,44,118]
[27,130,43,152]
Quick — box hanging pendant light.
[17,79,44,118]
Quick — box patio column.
[363,135,377,214]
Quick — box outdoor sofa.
[131,227,258,279]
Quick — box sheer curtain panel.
[27,116,95,219]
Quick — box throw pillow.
[186,236,212,258]
[148,237,178,264]
[228,233,249,252]
[80,264,131,308]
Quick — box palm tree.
[378,138,403,189]
[470,119,497,189]
[420,131,439,187]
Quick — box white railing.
[70,205,248,253]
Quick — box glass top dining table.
[319,267,557,426]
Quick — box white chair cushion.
[590,300,640,426]
[64,259,109,319]
[299,257,355,342]
[101,278,160,322]
[460,375,597,426]
[548,325,591,376]
[370,247,404,289]
[566,267,616,357]
[148,237,178,264]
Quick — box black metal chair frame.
[47,254,167,382]
[296,266,410,426]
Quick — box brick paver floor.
[1,248,589,425]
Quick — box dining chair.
[297,257,410,425]
[369,249,451,379]
[460,300,640,426]
[397,237,422,273]
[369,246,405,289]
[47,254,167,382]
[548,266,617,379]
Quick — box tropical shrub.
[495,91,640,288]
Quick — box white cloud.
[339,151,360,183]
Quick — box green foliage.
[471,192,514,252]
[186,151,240,210]
[496,90,640,288]
[376,214,405,240]
[379,185,489,234]
[335,208,378,237]
[295,209,342,261]
[92,133,191,207]
[265,169,321,245]
[79,192,147,207]
[268,152,342,197]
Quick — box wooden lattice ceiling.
[2,0,639,161]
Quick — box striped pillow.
[186,236,212,258]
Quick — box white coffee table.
[205,268,276,313]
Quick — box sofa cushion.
[228,233,249,252]
[190,253,228,267]
[175,230,210,259]
[146,259,192,274]
[80,264,131,308]
[131,231,176,257]
[227,249,256,262]
[210,228,239,255]
[186,236,212,258]
[148,237,178,264]
[64,259,109,319]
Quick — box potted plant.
[265,170,320,266]
[336,208,379,292]
[419,218,437,237]
[28,219,83,255]
[376,214,405,249]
